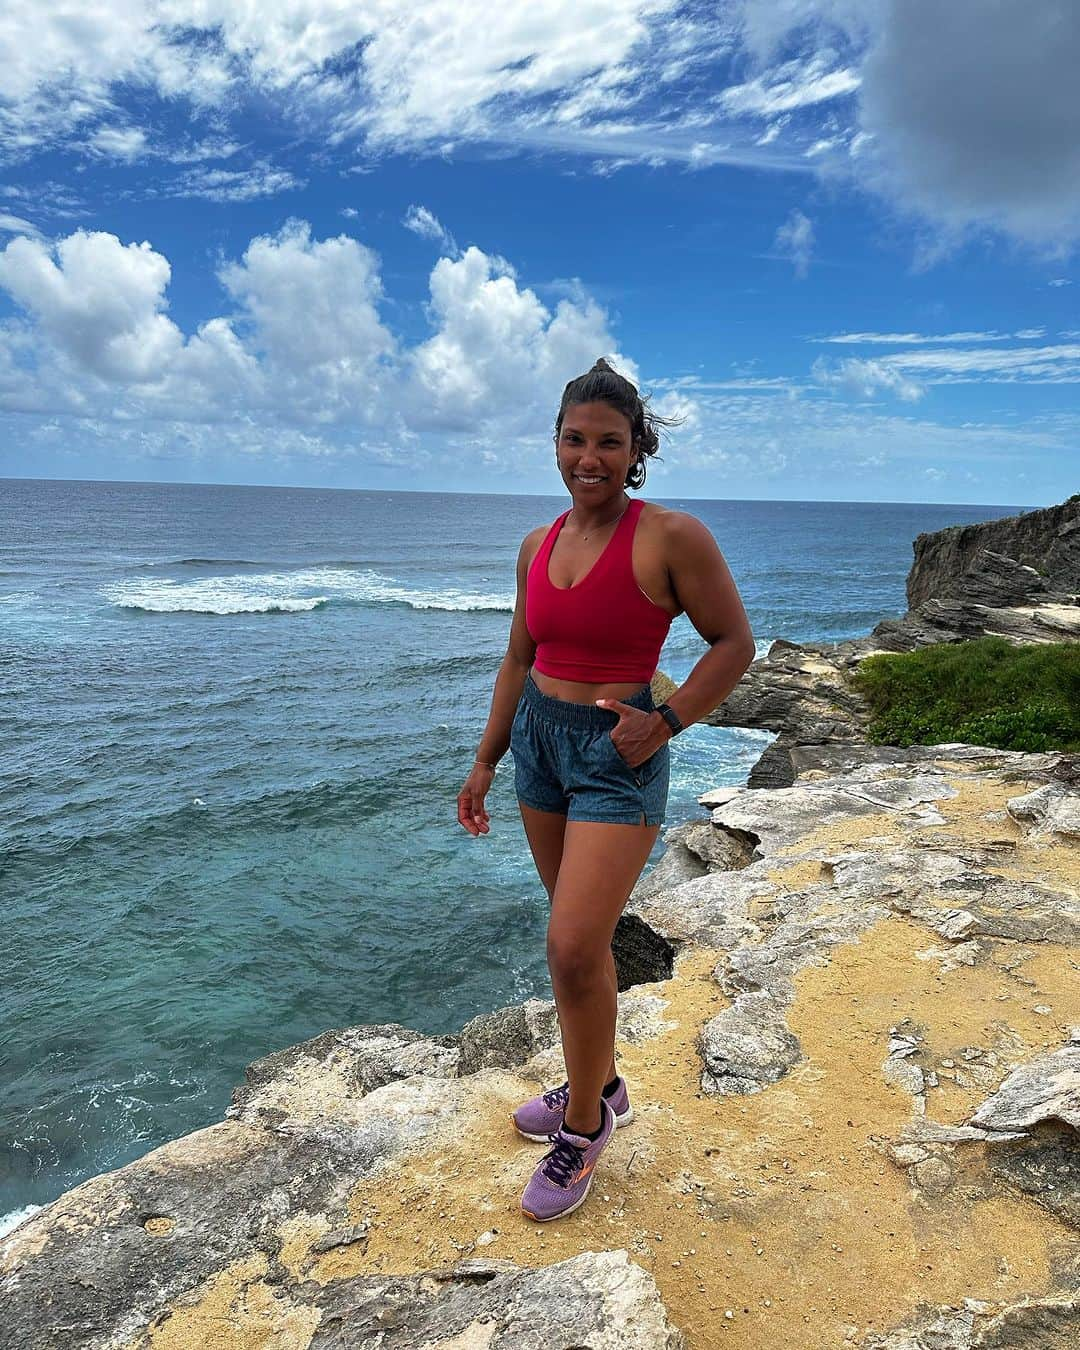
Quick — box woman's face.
[555,401,637,497]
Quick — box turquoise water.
[0,479,1021,1228]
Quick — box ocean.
[0,478,1021,1232]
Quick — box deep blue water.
[0,478,1022,1230]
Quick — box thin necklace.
[570,495,630,540]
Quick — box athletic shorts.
[510,669,670,826]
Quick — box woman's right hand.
[458,763,495,836]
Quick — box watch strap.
[655,701,684,737]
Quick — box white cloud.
[814,339,1080,389]
[216,219,396,420]
[159,163,304,202]
[814,329,1048,345]
[720,54,860,116]
[734,0,1080,251]
[403,205,458,256]
[813,355,924,401]
[871,341,1080,384]
[773,208,814,277]
[0,212,39,236]
[1,1,1079,255]
[647,366,1078,490]
[406,244,631,435]
[0,231,184,383]
[89,126,149,161]
[0,220,626,457]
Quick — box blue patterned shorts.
[510,670,670,826]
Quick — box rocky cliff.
[2,746,1077,1349]
[906,494,1080,608]
[704,494,1080,788]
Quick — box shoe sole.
[511,1102,633,1143]
[522,1158,612,1222]
[522,1169,595,1221]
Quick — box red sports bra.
[526,497,674,683]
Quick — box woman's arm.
[475,527,541,765]
[655,512,756,734]
[458,527,541,835]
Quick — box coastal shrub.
[848,636,1080,752]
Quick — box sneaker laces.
[541,1080,570,1109]
[539,1131,586,1187]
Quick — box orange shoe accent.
[573,1160,595,1184]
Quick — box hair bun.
[592,357,614,372]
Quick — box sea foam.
[103,568,513,616]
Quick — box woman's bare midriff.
[530,669,651,704]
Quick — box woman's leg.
[547,817,660,1134]
[517,801,567,901]
[518,801,621,1084]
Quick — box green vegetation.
[848,636,1080,752]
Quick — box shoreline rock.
[706,494,1080,788]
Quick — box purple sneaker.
[511,1075,633,1142]
[521,1096,616,1222]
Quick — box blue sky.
[0,1,1077,505]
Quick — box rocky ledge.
[2,746,1077,1348]
[705,495,1080,788]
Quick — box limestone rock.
[306,1249,686,1349]
[1006,781,1080,841]
[864,1295,1080,1348]
[229,1022,461,1129]
[969,1044,1080,1133]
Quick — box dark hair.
[553,357,684,490]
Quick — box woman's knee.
[546,930,607,993]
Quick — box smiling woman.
[456,356,757,1224]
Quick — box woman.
[457,358,756,1222]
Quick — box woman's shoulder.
[637,499,702,538]
[637,500,723,562]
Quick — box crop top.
[525,497,674,683]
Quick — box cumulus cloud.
[855,0,1080,251]
[0,220,626,457]
[0,231,184,382]
[773,208,814,277]
[407,245,631,435]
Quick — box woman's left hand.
[595,699,671,769]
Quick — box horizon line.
[0,475,1035,513]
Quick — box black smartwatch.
[654,701,684,738]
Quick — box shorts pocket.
[600,728,644,786]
